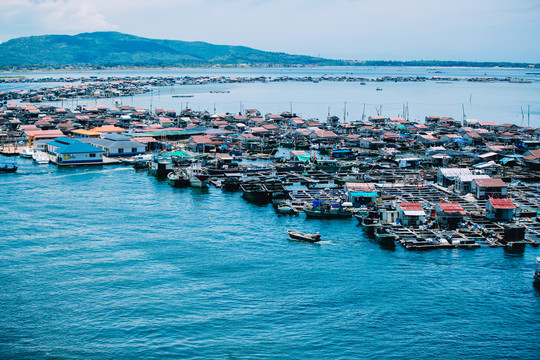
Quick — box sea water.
[1,159,539,359]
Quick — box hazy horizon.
[1,0,539,63]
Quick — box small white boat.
[19,147,34,158]
[32,150,50,164]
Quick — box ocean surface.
[2,66,540,127]
[1,159,540,359]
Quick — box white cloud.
[0,0,118,41]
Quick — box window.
[89,153,96,158]
[118,148,124,153]
[132,148,137,153]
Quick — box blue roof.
[47,137,104,154]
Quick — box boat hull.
[287,230,321,243]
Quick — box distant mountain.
[0,32,343,68]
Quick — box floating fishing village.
[2,76,540,255]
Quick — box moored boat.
[19,147,34,158]
[167,169,190,188]
[187,163,210,187]
[240,181,269,203]
[149,155,173,177]
[303,202,352,219]
[287,230,321,243]
[32,150,50,164]
[374,226,398,245]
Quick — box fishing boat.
[374,226,398,245]
[534,257,540,288]
[240,180,269,203]
[167,169,190,188]
[221,174,242,191]
[149,155,173,177]
[273,200,298,215]
[187,163,210,187]
[287,230,321,243]
[32,150,50,164]
[19,147,34,158]
[304,202,352,219]
[0,161,17,173]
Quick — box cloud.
[0,0,118,41]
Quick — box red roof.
[474,178,506,188]
[489,198,516,210]
[437,203,466,215]
[399,203,423,211]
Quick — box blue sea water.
[1,159,540,359]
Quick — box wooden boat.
[304,203,352,219]
[167,169,190,188]
[133,160,149,169]
[0,161,17,173]
[240,181,269,203]
[374,226,398,245]
[221,174,242,191]
[273,200,298,215]
[287,230,321,243]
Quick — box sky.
[1,0,539,62]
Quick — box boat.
[19,147,34,158]
[376,87,383,91]
[32,150,50,164]
[133,160,150,169]
[240,180,269,203]
[303,202,352,219]
[123,154,152,165]
[167,169,190,188]
[273,199,298,215]
[221,174,242,191]
[0,161,17,173]
[186,163,210,187]
[287,230,321,243]
[374,226,398,245]
[534,257,540,288]
[149,155,173,177]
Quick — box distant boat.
[287,230,321,243]
[376,87,383,91]
[172,95,194,98]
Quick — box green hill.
[0,32,342,68]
